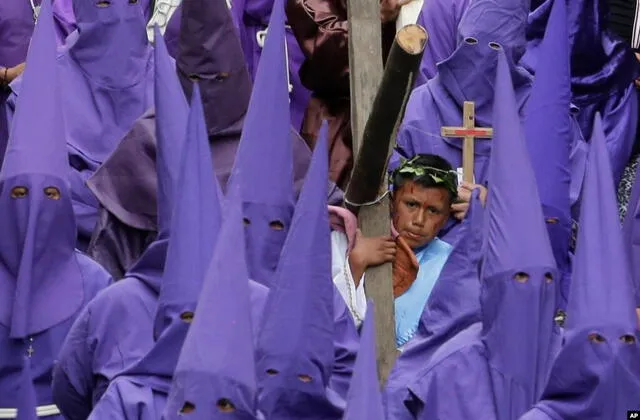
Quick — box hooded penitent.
[163,177,261,420]
[480,49,560,419]
[227,0,294,287]
[391,0,533,244]
[522,114,640,420]
[385,188,483,419]
[0,0,83,341]
[256,124,342,419]
[342,303,385,420]
[176,0,251,140]
[85,83,226,419]
[0,1,111,416]
[526,0,638,185]
[523,0,572,310]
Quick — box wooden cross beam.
[441,101,493,184]
[346,17,428,384]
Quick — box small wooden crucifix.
[441,101,493,184]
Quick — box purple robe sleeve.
[409,337,497,419]
[52,305,95,420]
[519,407,554,420]
[414,0,471,86]
[329,285,359,399]
[87,379,162,420]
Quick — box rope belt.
[0,404,60,418]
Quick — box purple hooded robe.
[160,173,263,420]
[87,84,269,420]
[412,0,471,86]
[391,0,534,246]
[255,122,346,419]
[0,2,111,417]
[393,51,562,420]
[523,0,574,312]
[52,25,356,420]
[524,0,638,185]
[5,0,154,250]
[520,115,640,419]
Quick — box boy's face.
[391,180,451,249]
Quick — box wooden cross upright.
[441,101,493,183]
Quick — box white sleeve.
[331,231,367,327]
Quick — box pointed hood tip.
[171,169,258,412]
[228,0,292,204]
[2,0,67,181]
[153,81,221,341]
[154,27,189,233]
[484,50,556,278]
[568,112,637,331]
[343,302,385,420]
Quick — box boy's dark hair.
[391,154,458,202]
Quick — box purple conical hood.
[154,25,189,235]
[256,124,339,417]
[568,114,636,330]
[457,0,530,60]
[164,178,259,420]
[533,113,640,419]
[523,0,572,306]
[17,357,37,420]
[483,50,556,279]
[154,82,222,339]
[177,0,250,137]
[1,0,67,181]
[480,50,559,413]
[343,303,385,420]
[226,0,294,287]
[0,0,82,339]
[122,83,222,380]
[228,0,292,206]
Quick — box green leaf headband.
[390,155,459,198]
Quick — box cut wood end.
[396,24,428,55]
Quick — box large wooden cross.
[441,101,493,183]
[346,0,428,382]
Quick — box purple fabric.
[413,0,471,86]
[256,119,343,419]
[527,115,640,418]
[3,251,110,420]
[524,0,638,185]
[153,28,188,235]
[86,378,166,419]
[238,0,310,130]
[163,176,260,419]
[17,357,37,420]
[343,303,385,420]
[398,51,561,419]
[4,0,154,248]
[0,0,75,68]
[228,0,295,287]
[391,0,533,245]
[176,0,252,139]
[385,189,483,420]
[523,0,572,310]
[0,0,105,339]
[623,159,640,306]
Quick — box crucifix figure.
[441,101,493,184]
[26,337,34,358]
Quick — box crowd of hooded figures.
[0,0,640,418]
